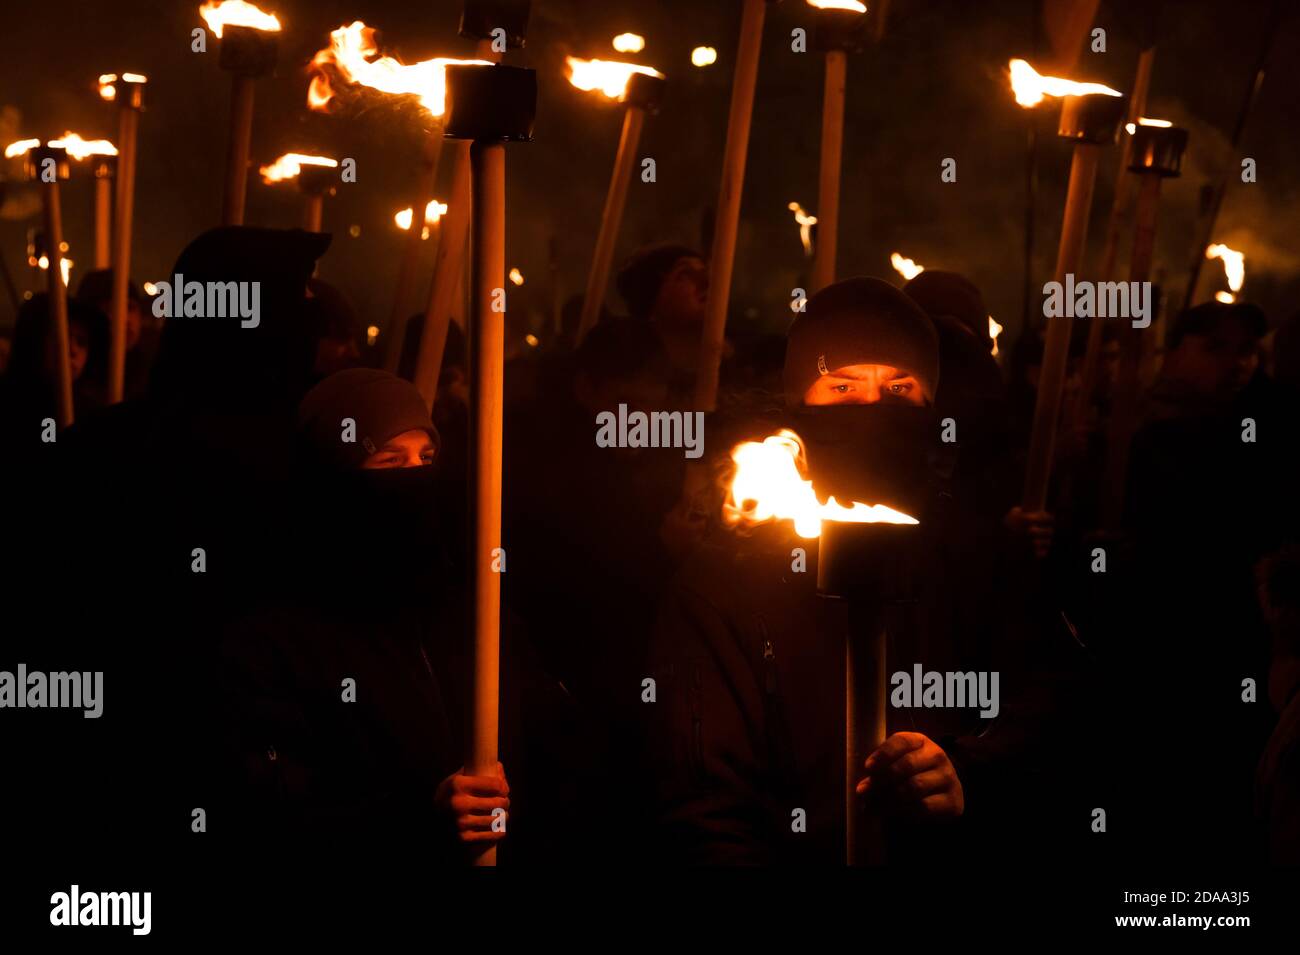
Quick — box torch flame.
[788,202,818,257]
[1125,116,1173,135]
[806,0,869,11]
[49,132,118,161]
[259,152,338,183]
[566,57,664,100]
[1206,243,1245,295]
[612,33,645,53]
[98,72,148,100]
[4,138,40,159]
[37,255,74,286]
[1008,59,1122,108]
[691,46,717,67]
[988,315,1003,357]
[395,199,448,238]
[890,252,924,282]
[309,21,490,118]
[199,0,282,38]
[509,268,525,286]
[725,430,918,539]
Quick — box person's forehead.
[669,256,705,274]
[826,363,906,380]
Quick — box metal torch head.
[106,75,146,110]
[623,72,668,113]
[459,0,531,49]
[1129,125,1189,178]
[297,165,338,197]
[1057,93,1128,145]
[26,146,70,182]
[219,24,279,77]
[813,8,870,53]
[816,520,919,602]
[443,64,537,142]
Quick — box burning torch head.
[101,74,147,109]
[219,23,279,76]
[26,146,70,182]
[623,71,668,114]
[811,1,870,54]
[459,0,531,49]
[816,518,919,602]
[1057,92,1128,144]
[443,64,537,142]
[1129,124,1189,178]
[297,164,338,196]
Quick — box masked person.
[212,368,509,857]
[646,278,1089,865]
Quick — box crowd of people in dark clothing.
[2,224,1298,867]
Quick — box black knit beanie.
[784,277,940,406]
[298,368,440,469]
[615,243,702,321]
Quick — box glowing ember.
[259,152,338,183]
[98,72,148,101]
[1206,243,1245,294]
[199,0,282,38]
[691,46,717,68]
[395,199,448,239]
[988,315,1003,357]
[509,268,525,286]
[725,430,917,539]
[309,21,490,118]
[1008,59,1122,108]
[787,202,817,257]
[366,325,379,346]
[890,252,924,281]
[525,333,540,347]
[806,0,868,11]
[49,132,118,161]
[4,138,40,159]
[566,57,663,99]
[612,33,645,53]
[1125,116,1173,135]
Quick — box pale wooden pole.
[811,50,846,293]
[108,79,143,404]
[93,158,113,270]
[42,172,75,428]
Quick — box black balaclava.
[783,277,949,520]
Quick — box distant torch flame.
[807,0,868,12]
[1008,58,1122,108]
[309,21,490,118]
[1125,116,1173,135]
[4,138,40,159]
[988,315,1003,357]
[395,199,448,239]
[509,268,524,286]
[98,72,148,101]
[890,252,924,281]
[259,152,338,183]
[1206,243,1245,298]
[50,132,118,160]
[691,46,717,67]
[726,430,917,539]
[37,255,74,286]
[787,202,817,257]
[612,33,645,53]
[199,0,282,38]
[566,57,663,99]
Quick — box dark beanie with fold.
[298,368,440,469]
[904,270,989,343]
[615,243,701,321]
[783,277,940,406]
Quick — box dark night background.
[1,0,1298,349]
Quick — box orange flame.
[395,199,448,238]
[890,252,924,281]
[259,152,337,183]
[807,0,868,11]
[1008,59,1122,108]
[1206,243,1245,294]
[725,430,918,539]
[1125,116,1172,135]
[37,254,75,286]
[566,57,663,99]
[988,315,1003,357]
[612,33,645,53]
[788,202,817,257]
[509,268,524,286]
[50,132,118,160]
[199,0,282,38]
[309,21,490,118]
[98,72,148,100]
[4,138,40,159]
[691,46,717,67]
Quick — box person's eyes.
[887,381,912,395]
[832,383,852,394]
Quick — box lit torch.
[988,315,1003,357]
[570,57,667,342]
[807,0,868,293]
[889,252,923,282]
[443,60,537,867]
[1206,243,1244,303]
[200,0,282,227]
[394,199,448,240]
[788,202,817,258]
[726,428,918,865]
[100,72,147,403]
[1009,58,1126,514]
[9,141,74,425]
[259,152,339,232]
[50,132,117,269]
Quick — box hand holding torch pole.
[574,62,667,343]
[105,74,146,404]
[443,61,537,866]
[694,0,776,412]
[808,0,868,294]
[24,145,75,427]
[1018,79,1126,513]
[1099,123,1187,532]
